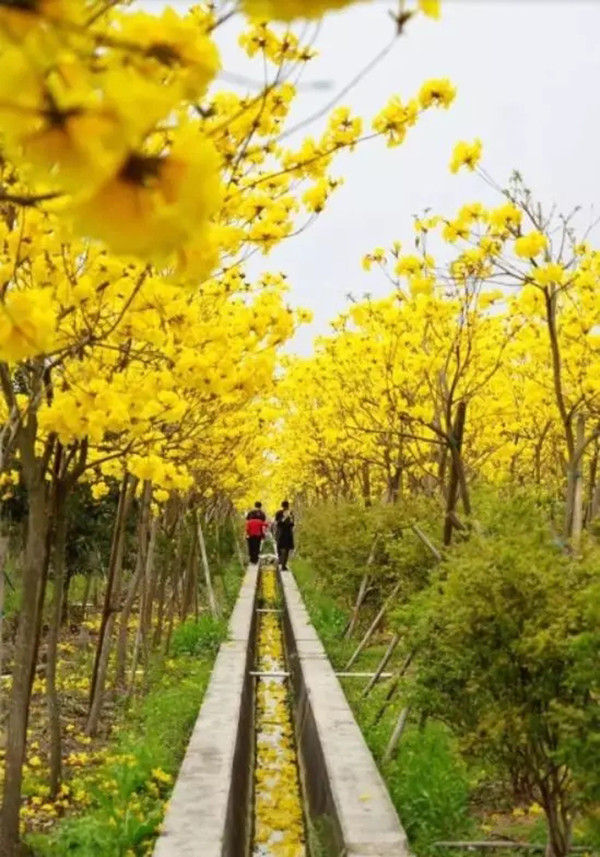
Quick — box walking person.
[246,501,266,522]
[274,500,294,571]
[246,501,267,565]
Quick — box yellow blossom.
[419,0,441,19]
[514,231,547,259]
[450,138,483,173]
[419,78,457,110]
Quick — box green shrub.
[170,614,227,658]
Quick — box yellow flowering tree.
[0,0,455,851]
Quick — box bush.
[397,494,600,857]
[299,498,439,608]
[170,614,227,658]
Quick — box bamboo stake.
[344,534,379,639]
[345,579,402,671]
[411,524,441,562]
[344,573,370,640]
[361,633,400,698]
[383,706,410,763]
[372,650,414,726]
[197,513,218,618]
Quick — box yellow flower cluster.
[254,569,305,856]
[266,150,600,504]
[449,138,483,173]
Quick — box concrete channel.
[153,561,410,857]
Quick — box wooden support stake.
[372,650,414,727]
[343,535,379,639]
[411,524,441,562]
[383,706,410,763]
[345,579,402,671]
[197,513,219,618]
[362,633,400,698]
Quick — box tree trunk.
[443,401,467,547]
[0,473,50,856]
[86,474,135,737]
[114,482,151,688]
[586,445,598,523]
[153,554,170,648]
[182,526,197,620]
[46,483,68,798]
[127,518,157,700]
[0,535,9,721]
[80,573,92,623]
[60,567,73,627]
[139,517,157,676]
[164,589,177,655]
[564,414,586,544]
[362,461,372,507]
[114,554,143,689]
[540,790,572,857]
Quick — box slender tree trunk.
[80,573,92,623]
[362,461,372,507]
[114,482,151,687]
[153,553,170,648]
[86,474,135,737]
[142,519,160,639]
[164,588,177,655]
[0,472,50,856]
[139,517,157,674]
[114,554,143,688]
[60,568,73,627]
[540,787,572,857]
[443,401,467,547]
[182,526,197,620]
[586,445,598,523]
[569,414,585,549]
[127,517,157,700]
[0,535,9,721]
[46,484,68,798]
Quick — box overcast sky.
[146,1,600,352]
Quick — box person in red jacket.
[245,503,268,565]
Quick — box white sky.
[145,1,600,352]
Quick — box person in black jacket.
[246,501,266,522]
[274,501,294,571]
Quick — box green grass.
[29,564,243,857]
[293,558,474,856]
